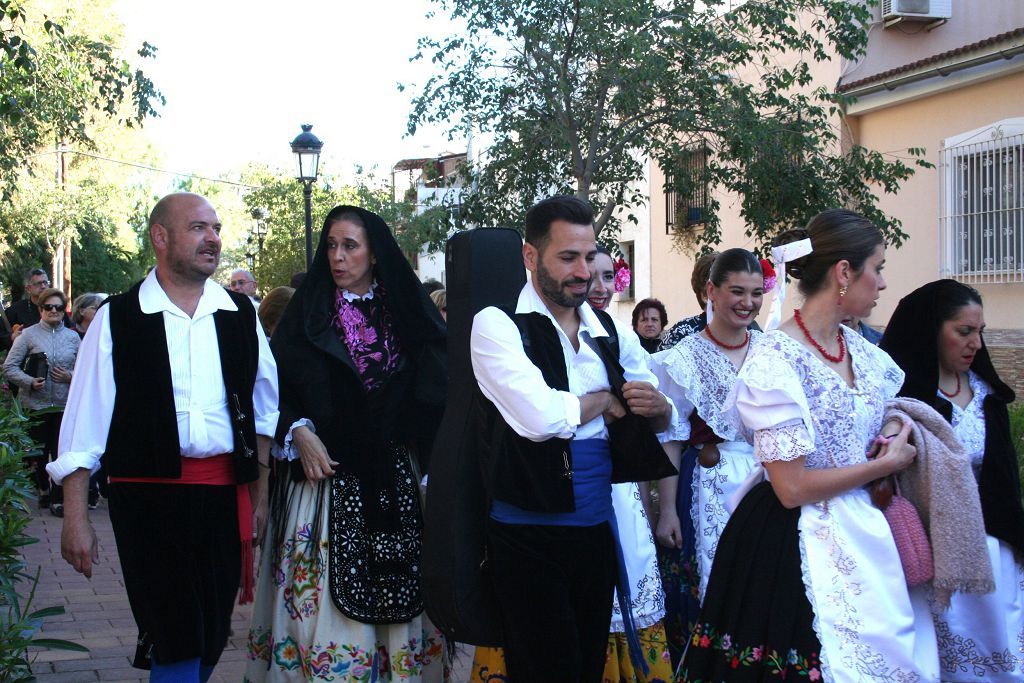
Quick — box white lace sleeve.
[731,339,816,441]
[752,418,815,463]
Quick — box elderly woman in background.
[631,298,668,354]
[881,280,1024,683]
[245,206,447,682]
[3,288,81,516]
[256,286,295,340]
[70,293,104,339]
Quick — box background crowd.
[2,197,1022,683]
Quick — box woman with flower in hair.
[589,251,672,682]
[652,248,770,604]
[680,209,938,682]
[245,206,447,682]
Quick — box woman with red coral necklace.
[652,248,769,605]
[680,210,939,682]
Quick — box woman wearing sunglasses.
[3,287,81,516]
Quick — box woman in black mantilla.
[880,279,1024,682]
[245,206,447,682]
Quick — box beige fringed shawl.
[883,397,995,608]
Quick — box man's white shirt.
[470,283,673,443]
[47,269,280,483]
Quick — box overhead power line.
[30,148,265,189]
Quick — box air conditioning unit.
[882,0,952,23]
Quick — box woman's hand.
[51,366,72,384]
[31,377,45,392]
[656,508,683,549]
[293,426,338,481]
[873,419,917,476]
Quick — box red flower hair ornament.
[613,257,631,293]
[760,258,777,293]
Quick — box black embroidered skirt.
[328,442,424,624]
[679,481,823,681]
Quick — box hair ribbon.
[765,237,813,330]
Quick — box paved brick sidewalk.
[20,499,475,682]
[20,499,251,683]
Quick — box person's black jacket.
[270,206,447,494]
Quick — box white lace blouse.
[730,328,905,468]
[652,330,765,443]
[947,370,991,477]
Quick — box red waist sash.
[109,453,255,604]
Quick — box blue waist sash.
[490,438,648,674]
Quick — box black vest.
[478,309,675,513]
[102,280,260,484]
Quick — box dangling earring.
[705,298,714,324]
[838,285,848,306]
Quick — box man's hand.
[294,426,337,481]
[621,381,670,419]
[251,496,269,547]
[60,469,98,576]
[61,517,99,577]
[603,393,627,424]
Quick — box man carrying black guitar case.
[422,227,525,647]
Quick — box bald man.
[48,193,279,682]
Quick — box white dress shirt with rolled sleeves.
[470,283,673,442]
[46,269,280,484]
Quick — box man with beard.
[470,195,674,682]
[47,192,279,682]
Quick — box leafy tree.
[0,0,162,199]
[406,0,930,249]
[0,182,149,297]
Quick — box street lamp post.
[289,124,323,269]
[250,207,269,255]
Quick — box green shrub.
[1009,401,1024,506]
[0,381,87,682]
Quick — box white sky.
[115,0,464,182]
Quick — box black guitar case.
[422,228,526,647]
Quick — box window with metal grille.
[665,145,710,234]
[939,119,1024,284]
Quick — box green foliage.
[0,380,87,681]
[0,0,163,199]
[1009,401,1024,505]
[407,0,931,248]
[0,182,149,296]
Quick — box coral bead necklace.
[794,309,846,363]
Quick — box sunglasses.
[230,280,254,287]
[30,280,50,287]
[40,304,63,312]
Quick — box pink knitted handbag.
[882,478,934,587]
